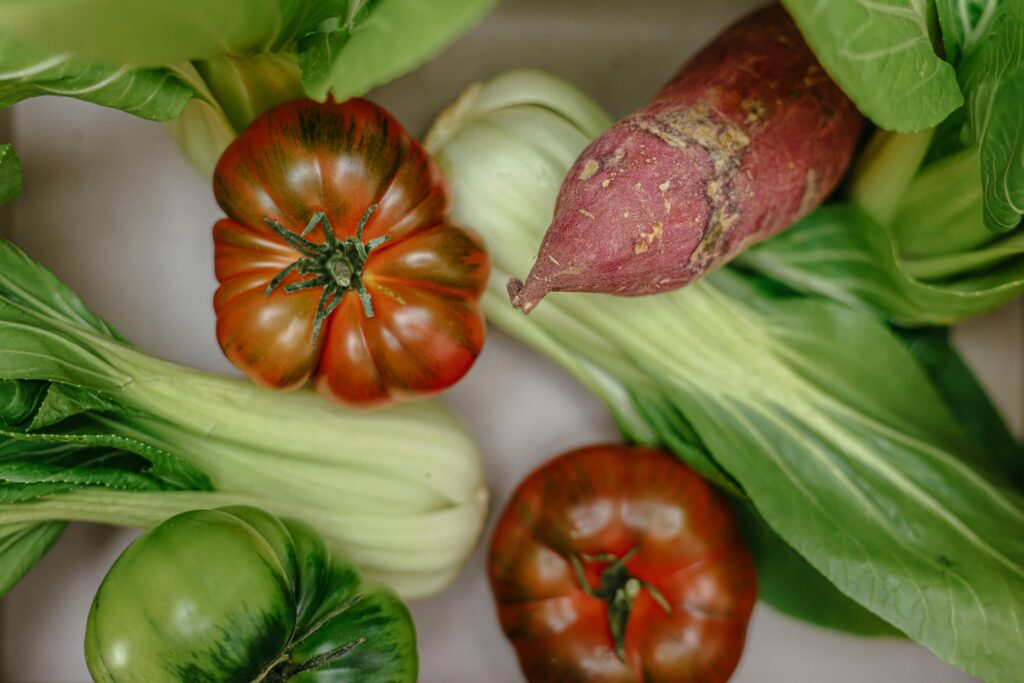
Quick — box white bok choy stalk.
[0,239,486,600]
[426,70,1024,683]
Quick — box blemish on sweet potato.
[637,106,751,173]
[634,221,665,254]
[798,169,819,215]
[578,158,600,180]
[635,107,751,267]
[742,97,765,123]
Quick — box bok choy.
[0,0,497,178]
[741,0,1024,324]
[0,239,487,600]
[426,70,1024,683]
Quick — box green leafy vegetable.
[741,1,1024,322]
[0,238,486,600]
[427,71,1024,682]
[934,0,998,64]
[298,0,497,101]
[782,0,963,132]
[900,327,1024,485]
[743,121,1024,324]
[954,0,1024,231]
[0,143,21,206]
[0,519,66,591]
[738,202,1024,325]
[0,0,497,178]
[736,506,900,637]
[0,1,334,66]
[0,37,192,121]
[165,56,306,175]
[958,46,1024,232]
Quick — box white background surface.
[1,1,1019,681]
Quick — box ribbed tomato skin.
[212,98,488,407]
[489,445,757,683]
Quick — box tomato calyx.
[256,636,367,682]
[263,204,388,341]
[570,548,673,661]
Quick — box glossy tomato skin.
[489,445,757,683]
[212,98,488,407]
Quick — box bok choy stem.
[0,238,487,599]
[426,70,1024,683]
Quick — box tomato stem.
[257,636,366,682]
[263,204,388,342]
[570,548,673,662]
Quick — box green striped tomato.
[85,507,417,682]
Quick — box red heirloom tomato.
[489,445,757,683]
[212,98,489,407]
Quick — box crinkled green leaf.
[0,379,47,427]
[298,0,496,101]
[0,448,165,493]
[0,418,213,492]
[782,0,963,132]
[28,383,127,430]
[973,72,1024,230]
[942,1,1024,231]
[0,143,22,206]
[935,0,999,64]
[0,37,192,122]
[0,0,339,66]
[739,203,1024,325]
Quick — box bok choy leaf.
[427,71,1024,683]
[937,0,1024,232]
[0,238,487,600]
[738,200,1024,325]
[0,37,193,122]
[781,0,963,132]
[0,0,497,177]
[785,0,1022,235]
[0,143,20,206]
[742,45,1024,326]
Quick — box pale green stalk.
[425,70,1024,682]
[0,241,488,600]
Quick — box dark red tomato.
[212,98,489,407]
[489,445,757,683]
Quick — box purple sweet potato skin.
[510,4,863,312]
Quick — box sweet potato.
[508,4,862,313]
